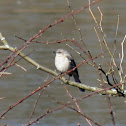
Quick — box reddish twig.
[99,70,115,126]
[63,84,82,112]
[27,103,101,126]
[0,76,56,119]
[29,74,50,122]
[63,84,93,126]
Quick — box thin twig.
[119,35,126,90]
[66,0,88,50]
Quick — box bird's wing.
[70,59,79,77]
[66,54,79,77]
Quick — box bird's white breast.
[55,55,70,73]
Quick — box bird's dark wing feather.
[66,55,79,77]
[66,55,85,92]
[70,59,79,77]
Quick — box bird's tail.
[72,72,85,92]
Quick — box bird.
[54,49,85,92]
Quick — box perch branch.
[0,33,126,96]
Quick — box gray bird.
[54,49,85,92]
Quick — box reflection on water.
[0,0,126,125]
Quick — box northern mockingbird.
[54,49,85,92]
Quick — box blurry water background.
[0,0,126,126]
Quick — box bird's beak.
[53,51,56,54]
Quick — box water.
[0,0,126,125]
